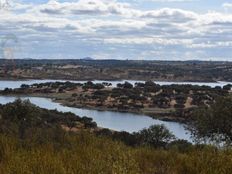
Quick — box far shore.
[1,77,232,83]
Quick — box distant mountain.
[186,60,203,62]
[23,58,33,60]
[81,57,94,60]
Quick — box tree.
[144,81,156,87]
[0,99,37,139]
[223,84,232,91]
[117,82,133,89]
[20,84,30,89]
[134,124,175,147]
[190,97,232,144]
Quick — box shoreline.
[56,100,187,123]
[0,77,228,83]
[0,93,188,124]
[1,81,231,124]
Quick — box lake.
[1,79,229,142]
[0,79,232,90]
[0,96,193,142]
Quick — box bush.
[134,124,175,147]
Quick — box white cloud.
[103,37,192,45]
[140,8,197,22]
[223,3,232,9]
[28,0,138,17]
[0,0,232,60]
[143,0,197,2]
[223,2,232,13]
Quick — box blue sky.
[0,0,232,60]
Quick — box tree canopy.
[135,124,176,147]
[190,96,232,144]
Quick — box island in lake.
[1,80,231,123]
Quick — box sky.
[0,0,232,61]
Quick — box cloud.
[223,3,232,13]
[132,0,198,3]
[223,3,232,9]
[140,8,197,22]
[103,37,192,45]
[142,0,197,2]
[29,0,137,17]
[0,0,232,60]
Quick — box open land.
[1,59,232,82]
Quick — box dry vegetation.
[1,130,232,174]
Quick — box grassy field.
[1,132,232,174]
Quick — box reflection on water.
[0,96,192,142]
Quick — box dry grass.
[0,132,232,174]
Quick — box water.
[0,79,231,142]
[0,96,192,142]
[0,79,231,90]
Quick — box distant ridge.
[81,57,94,60]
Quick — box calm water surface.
[0,96,192,142]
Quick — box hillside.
[1,59,232,82]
